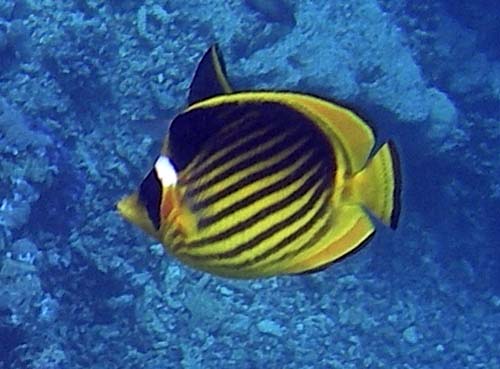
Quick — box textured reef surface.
[0,0,498,368]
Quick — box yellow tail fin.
[348,141,401,228]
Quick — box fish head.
[117,192,159,238]
[117,156,196,244]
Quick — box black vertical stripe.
[172,101,338,268]
[186,164,329,256]
[192,177,329,265]
[197,146,324,228]
[189,141,313,212]
[188,124,297,184]
[187,113,268,173]
[188,127,306,197]
[231,185,332,268]
[169,100,335,174]
[169,103,254,170]
[138,165,162,230]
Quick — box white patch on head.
[154,156,178,186]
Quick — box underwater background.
[0,0,498,368]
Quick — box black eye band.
[138,166,162,230]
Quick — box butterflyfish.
[117,45,402,279]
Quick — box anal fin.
[284,205,375,274]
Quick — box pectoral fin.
[161,186,197,236]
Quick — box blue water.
[0,1,498,368]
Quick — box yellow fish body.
[118,45,401,279]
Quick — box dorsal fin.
[187,44,233,105]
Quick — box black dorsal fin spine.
[187,44,233,106]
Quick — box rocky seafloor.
[0,0,499,368]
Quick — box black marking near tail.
[138,166,162,230]
[388,140,402,229]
